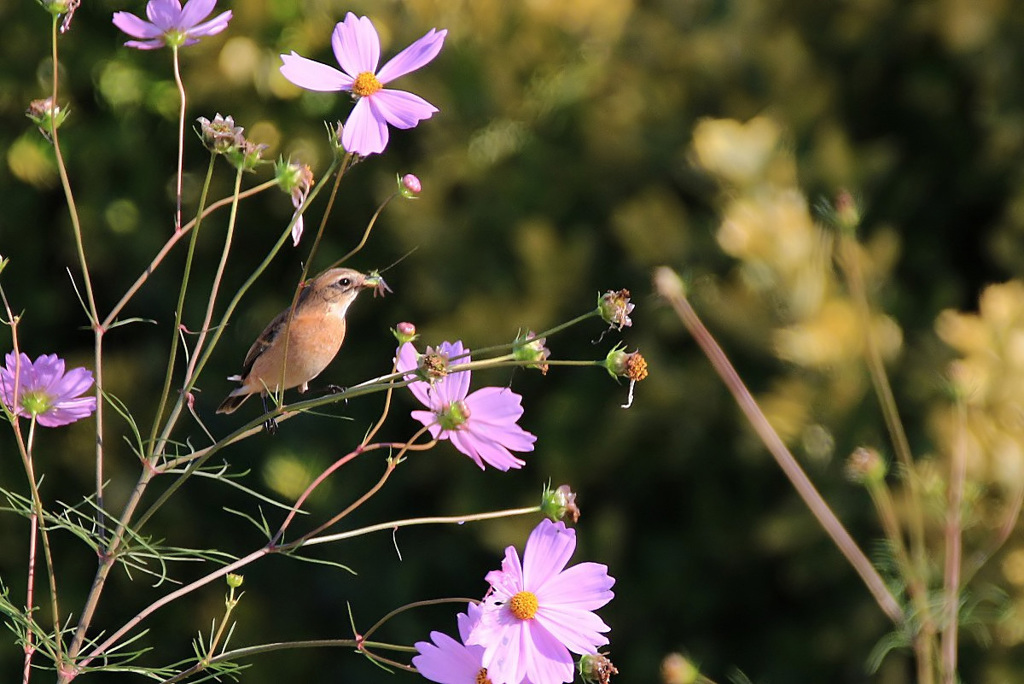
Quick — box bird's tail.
[216,391,251,414]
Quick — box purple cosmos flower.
[395,341,536,471]
[112,0,232,50]
[467,519,615,684]
[280,12,446,157]
[413,603,525,684]
[0,353,97,428]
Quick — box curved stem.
[171,45,185,232]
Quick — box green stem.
[146,154,217,459]
[171,45,185,232]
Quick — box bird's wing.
[240,308,287,376]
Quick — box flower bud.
[579,652,618,684]
[541,483,580,523]
[661,653,699,684]
[598,289,634,330]
[398,173,421,198]
[393,322,418,344]
[513,330,550,374]
[226,573,244,588]
[845,446,886,484]
[834,189,861,235]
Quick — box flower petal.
[522,620,575,684]
[124,38,169,49]
[280,52,351,92]
[537,561,615,611]
[522,520,575,590]
[112,11,163,39]
[146,0,181,31]
[50,366,94,401]
[331,13,380,77]
[186,10,232,39]
[377,28,447,83]
[534,604,610,655]
[369,89,438,130]
[413,630,483,683]
[177,0,216,29]
[342,97,389,156]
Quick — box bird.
[216,267,387,417]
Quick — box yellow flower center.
[475,669,492,684]
[351,71,383,97]
[508,590,539,620]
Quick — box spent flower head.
[467,519,615,684]
[275,158,314,246]
[514,330,550,375]
[280,12,446,157]
[541,483,580,523]
[579,653,619,684]
[396,340,536,471]
[598,289,634,331]
[197,113,244,154]
[26,97,69,141]
[845,446,886,484]
[112,0,232,50]
[0,353,97,427]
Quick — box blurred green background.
[3,0,1024,681]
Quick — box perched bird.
[216,268,386,416]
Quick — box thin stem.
[22,506,37,684]
[146,154,217,459]
[654,267,903,624]
[151,162,239,458]
[48,11,107,539]
[171,45,185,232]
[159,639,361,683]
[20,418,64,672]
[941,398,967,683]
[303,506,542,548]
[103,180,277,330]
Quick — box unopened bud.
[393,322,418,344]
[26,97,69,140]
[661,653,699,684]
[226,573,244,588]
[399,173,421,198]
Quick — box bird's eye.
[338,278,351,288]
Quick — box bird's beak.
[363,272,392,298]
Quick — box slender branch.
[654,267,903,624]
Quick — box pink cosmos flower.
[467,519,615,684]
[395,341,536,471]
[413,603,529,684]
[280,12,446,157]
[0,353,97,428]
[112,0,232,50]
